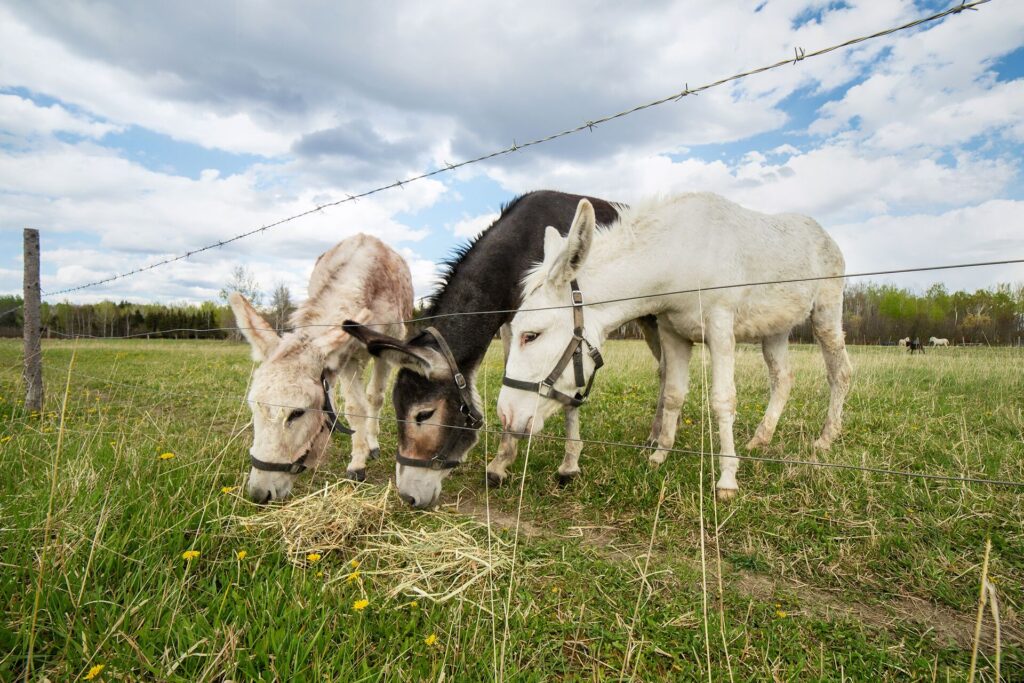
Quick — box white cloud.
[450,212,499,239]
[0,93,121,140]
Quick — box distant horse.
[929,337,949,347]
[898,337,910,348]
[908,338,925,354]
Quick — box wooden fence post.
[23,228,43,412]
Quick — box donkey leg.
[645,319,669,449]
[649,330,693,465]
[337,360,372,481]
[811,298,852,451]
[746,332,793,449]
[363,357,390,461]
[485,432,519,487]
[706,314,739,500]
[556,406,583,486]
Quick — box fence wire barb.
[32,0,990,300]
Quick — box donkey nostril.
[400,493,416,507]
[262,491,272,505]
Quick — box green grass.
[1,338,1021,681]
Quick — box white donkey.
[929,336,949,347]
[230,233,412,502]
[498,193,852,500]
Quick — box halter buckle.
[538,381,555,398]
[453,372,467,390]
[571,290,584,306]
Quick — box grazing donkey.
[344,191,663,509]
[499,193,853,500]
[231,233,412,503]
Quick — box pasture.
[1,338,1021,681]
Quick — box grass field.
[1,338,1022,681]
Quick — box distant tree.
[268,283,295,332]
[219,266,262,308]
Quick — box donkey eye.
[415,409,436,424]
[287,409,306,423]
[522,332,540,344]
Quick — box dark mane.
[421,193,529,318]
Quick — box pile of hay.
[231,480,510,606]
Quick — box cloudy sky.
[1,0,1022,307]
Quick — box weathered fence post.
[23,228,43,412]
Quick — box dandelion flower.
[221,486,237,494]
[775,609,787,618]
[182,550,200,561]
[352,598,369,612]
[345,570,360,583]
[424,634,437,646]
[84,663,105,679]
[236,550,247,560]
[408,600,419,608]
[307,553,322,563]
[158,452,175,460]
[316,571,324,578]
[350,559,360,568]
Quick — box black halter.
[395,326,484,471]
[249,371,354,475]
[502,279,604,408]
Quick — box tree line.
[1,281,1022,345]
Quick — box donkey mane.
[421,194,529,318]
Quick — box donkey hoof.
[648,451,667,466]
[716,487,738,502]
[346,469,366,483]
[556,472,578,488]
[367,448,381,461]
[485,471,505,488]
[745,436,766,451]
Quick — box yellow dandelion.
[345,570,360,583]
[551,586,560,593]
[221,486,237,494]
[316,571,324,578]
[408,600,419,608]
[158,452,175,460]
[424,633,437,646]
[236,550,247,560]
[0,435,11,444]
[775,609,788,618]
[350,559,360,568]
[352,598,369,612]
[181,550,200,561]
[83,663,105,679]
[307,553,322,563]
[684,418,693,425]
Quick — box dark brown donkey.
[344,191,664,508]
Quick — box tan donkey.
[230,233,413,502]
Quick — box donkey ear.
[548,199,595,284]
[343,321,450,380]
[312,308,371,360]
[228,292,279,362]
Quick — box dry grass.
[231,479,511,607]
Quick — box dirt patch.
[452,497,1020,650]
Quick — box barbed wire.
[3,365,1023,489]
[34,0,991,300]
[23,254,1024,340]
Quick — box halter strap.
[501,279,604,407]
[394,327,483,470]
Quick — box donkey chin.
[496,393,559,438]
[395,462,448,509]
[247,468,296,504]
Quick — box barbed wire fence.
[1,3,1015,675]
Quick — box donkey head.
[498,198,602,435]
[230,292,352,503]
[342,322,480,509]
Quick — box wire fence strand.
[32,0,991,300]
